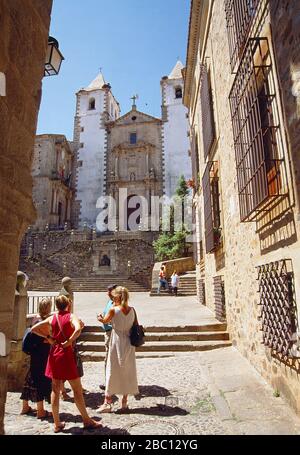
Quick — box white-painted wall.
[76,89,120,228]
[162,78,191,198]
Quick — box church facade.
[105,102,163,232]
[21,62,192,287]
[71,61,191,231]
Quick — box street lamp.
[45,37,64,77]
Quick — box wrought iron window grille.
[203,161,222,254]
[198,279,206,306]
[200,65,216,161]
[257,260,299,358]
[229,37,286,223]
[225,0,261,73]
[213,276,226,322]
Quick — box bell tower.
[73,73,120,228]
[161,61,191,198]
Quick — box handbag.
[56,313,84,378]
[130,308,145,347]
[22,328,40,355]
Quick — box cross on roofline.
[131,94,139,106]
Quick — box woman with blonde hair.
[98,286,139,413]
[20,298,53,418]
[31,295,101,432]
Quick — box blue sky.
[37,0,190,140]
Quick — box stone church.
[20,61,191,288]
[72,61,191,230]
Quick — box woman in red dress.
[31,295,101,433]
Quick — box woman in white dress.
[97,286,139,412]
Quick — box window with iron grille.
[229,37,284,222]
[190,132,200,191]
[225,0,260,72]
[200,65,216,160]
[202,161,221,254]
[198,279,206,306]
[257,260,298,358]
[213,276,226,322]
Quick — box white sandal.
[98,402,112,413]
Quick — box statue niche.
[99,254,111,267]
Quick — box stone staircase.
[78,322,231,361]
[150,271,197,296]
[32,275,149,292]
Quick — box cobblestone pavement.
[4,349,300,435]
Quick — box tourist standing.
[171,271,179,296]
[20,298,53,418]
[157,266,169,293]
[97,286,139,413]
[97,284,117,390]
[31,295,101,432]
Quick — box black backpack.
[22,328,40,355]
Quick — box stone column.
[7,273,29,392]
[0,0,53,434]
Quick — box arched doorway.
[127,195,141,231]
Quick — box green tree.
[176,175,189,199]
[153,175,190,261]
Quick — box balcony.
[51,170,72,189]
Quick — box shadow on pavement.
[115,405,188,416]
[135,385,171,399]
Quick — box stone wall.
[0,0,53,434]
[185,0,300,414]
[151,257,195,290]
[20,230,156,290]
[269,0,300,212]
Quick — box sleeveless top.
[45,310,79,380]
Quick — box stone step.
[82,323,227,333]
[79,331,230,342]
[80,351,190,362]
[149,293,197,297]
[77,340,232,352]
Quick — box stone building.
[0,0,53,434]
[106,100,164,231]
[32,134,74,230]
[73,73,120,228]
[184,0,300,413]
[161,61,191,198]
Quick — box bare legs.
[51,379,63,430]
[21,399,50,418]
[99,394,128,412]
[121,395,128,409]
[21,400,35,415]
[51,378,101,431]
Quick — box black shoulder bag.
[130,308,145,348]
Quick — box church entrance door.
[127,195,141,231]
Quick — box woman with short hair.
[20,298,53,418]
[31,295,101,432]
[98,286,139,413]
